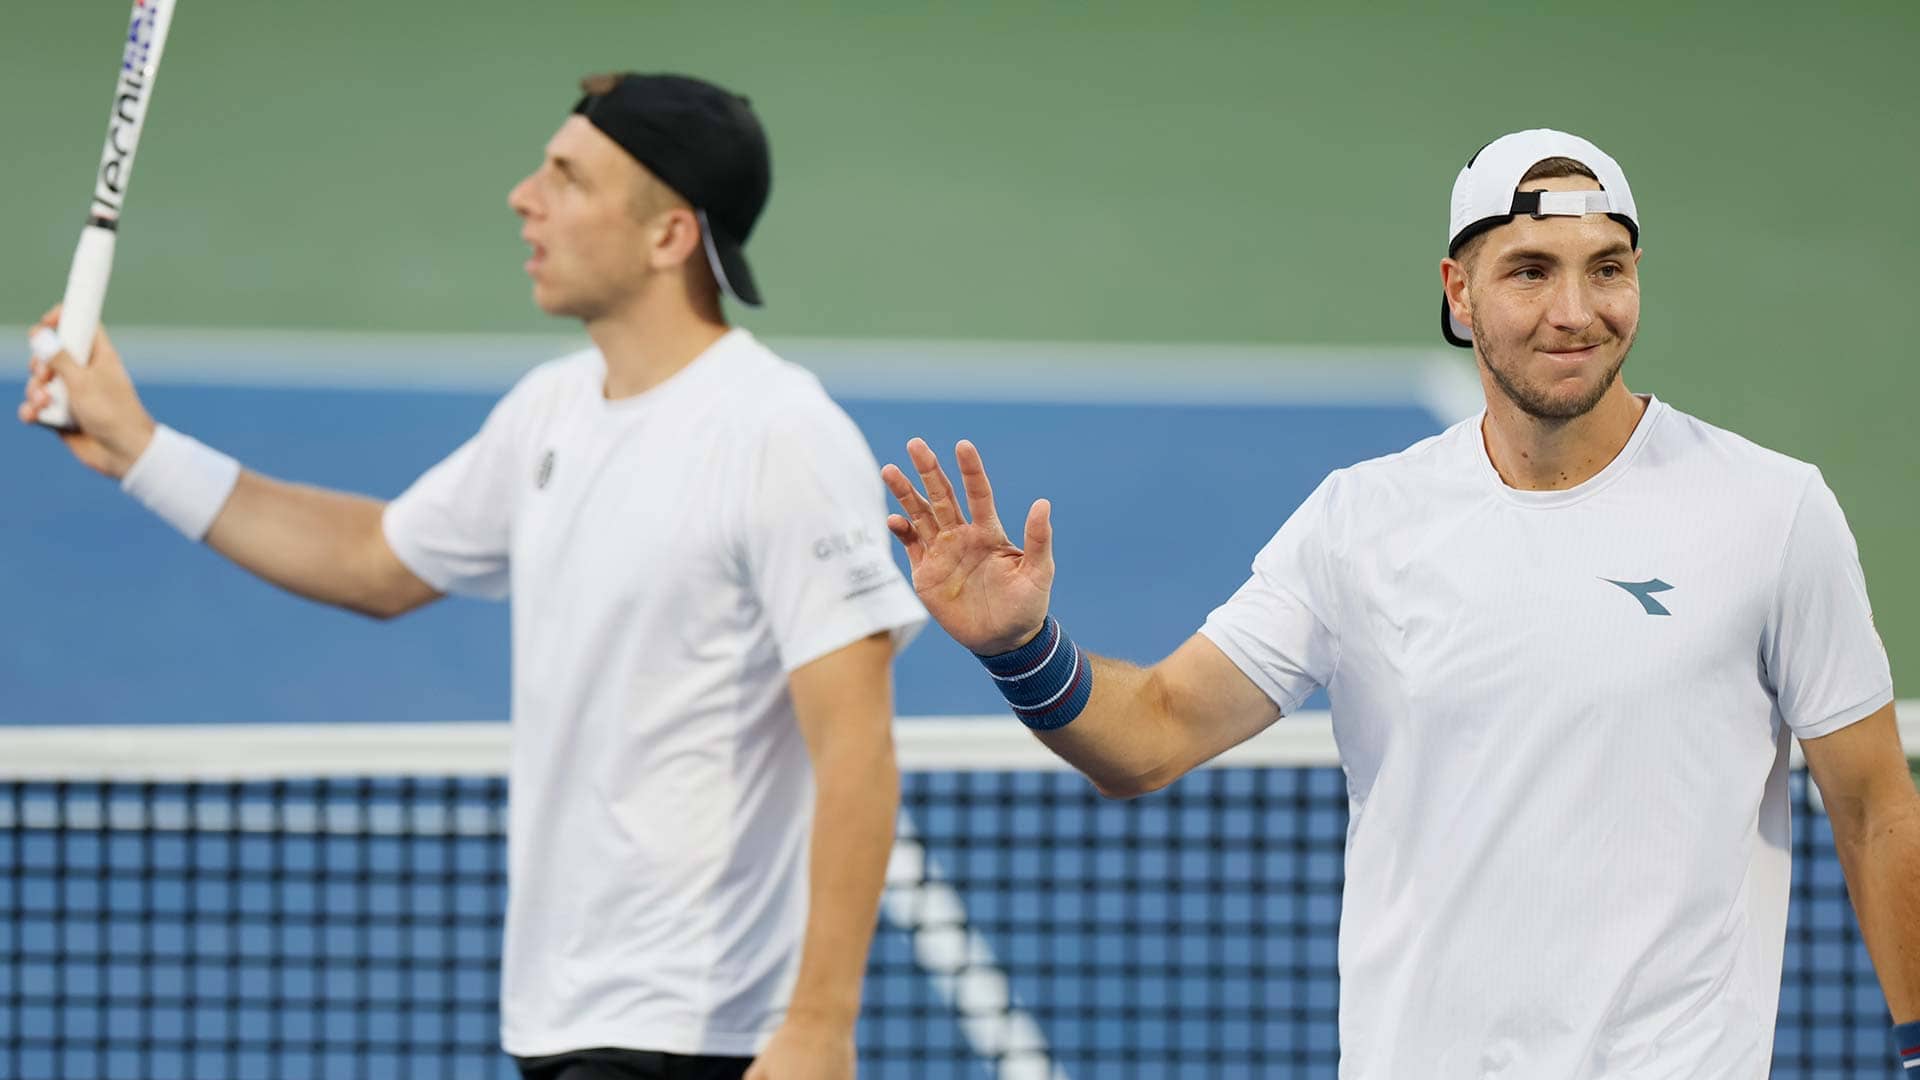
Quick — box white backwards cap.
[1443,128,1639,346]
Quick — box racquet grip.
[35,226,116,430]
[57,225,117,367]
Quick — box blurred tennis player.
[879,129,1919,1077]
[21,73,925,1080]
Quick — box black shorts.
[516,1046,754,1080]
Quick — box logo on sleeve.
[535,449,555,490]
[813,527,877,561]
[1602,577,1674,616]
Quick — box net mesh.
[0,717,1909,1079]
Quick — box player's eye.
[1594,264,1622,280]
[1513,267,1546,282]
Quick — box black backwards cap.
[574,73,770,307]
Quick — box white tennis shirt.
[1200,396,1893,1079]
[383,329,927,1057]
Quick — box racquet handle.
[35,225,117,431]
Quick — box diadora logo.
[1603,577,1674,616]
[535,449,555,490]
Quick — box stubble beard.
[1475,326,1635,422]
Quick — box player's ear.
[1441,257,1473,328]
[648,206,703,271]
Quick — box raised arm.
[881,437,1279,797]
[20,315,439,620]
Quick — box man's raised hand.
[881,438,1053,656]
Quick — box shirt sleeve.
[1197,473,1343,714]
[380,388,526,602]
[1763,471,1894,739]
[741,400,928,672]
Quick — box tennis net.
[2,710,1913,1079]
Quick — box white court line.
[884,816,1071,1080]
[3,325,1484,425]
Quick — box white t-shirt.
[1199,396,1893,1079]
[382,329,927,1058]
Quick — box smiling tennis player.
[880,129,1919,1077]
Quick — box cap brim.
[1441,296,1473,348]
[698,210,763,308]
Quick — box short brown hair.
[1455,157,1603,269]
[579,72,622,98]
[1517,156,1598,185]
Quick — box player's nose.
[1546,276,1598,334]
[507,176,537,218]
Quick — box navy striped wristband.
[977,615,1093,731]
[1895,1019,1919,1072]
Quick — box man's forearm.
[1026,633,1281,801]
[1032,654,1194,798]
[785,734,901,1025]
[1833,788,1920,1021]
[204,471,432,619]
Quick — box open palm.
[881,438,1053,656]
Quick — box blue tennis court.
[1,366,1444,723]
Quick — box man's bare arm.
[1035,634,1280,798]
[203,473,439,619]
[1802,701,1920,1023]
[747,631,899,1080]
[21,317,439,621]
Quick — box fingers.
[33,327,118,378]
[885,512,925,567]
[882,436,1004,559]
[27,326,79,384]
[27,318,120,373]
[41,347,83,383]
[18,383,56,424]
[83,325,123,374]
[18,358,52,423]
[905,437,965,530]
[953,439,1004,535]
[1023,498,1054,578]
[881,462,939,546]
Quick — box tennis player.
[21,73,926,1080]
[879,129,1919,1077]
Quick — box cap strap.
[696,209,742,302]
[1511,189,1616,218]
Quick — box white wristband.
[120,425,243,542]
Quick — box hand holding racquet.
[20,307,157,479]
